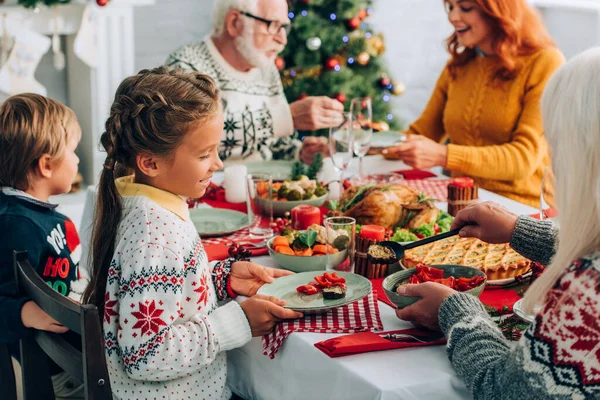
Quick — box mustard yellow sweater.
[407,48,565,207]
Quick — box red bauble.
[379,77,391,87]
[325,57,340,71]
[96,0,109,6]
[334,93,347,103]
[275,57,285,71]
[347,17,361,30]
[358,9,367,20]
[297,93,309,100]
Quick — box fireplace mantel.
[0,0,154,185]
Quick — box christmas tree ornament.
[347,17,360,30]
[275,56,285,71]
[366,34,386,56]
[74,4,98,68]
[391,80,406,96]
[0,28,51,96]
[96,0,109,6]
[356,52,370,66]
[379,76,391,87]
[324,57,340,71]
[334,92,346,103]
[359,9,367,20]
[305,37,322,51]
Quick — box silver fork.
[380,333,443,343]
[238,240,268,248]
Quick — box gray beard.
[234,30,275,71]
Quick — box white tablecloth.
[219,155,537,400]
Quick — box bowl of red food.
[382,263,487,309]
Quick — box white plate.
[486,271,532,286]
[513,298,541,324]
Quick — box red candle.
[360,225,386,241]
[291,205,321,230]
[451,177,474,188]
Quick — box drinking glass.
[328,112,354,197]
[350,97,373,179]
[540,166,557,221]
[246,173,274,239]
[324,216,356,273]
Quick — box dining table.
[208,155,537,400]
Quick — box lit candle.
[223,165,248,203]
[321,158,340,201]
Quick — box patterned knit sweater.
[439,216,600,399]
[166,37,299,164]
[407,48,564,207]
[104,177,251,400]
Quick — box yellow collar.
[115,176,190,221]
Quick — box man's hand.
[21,301,69,333]
[290,96,344,131]
[230,261,294,297]
[300,136,329,165]
[450,202,519,244]
[381,135,448,169]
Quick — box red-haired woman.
[383,0,564,207]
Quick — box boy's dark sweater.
[0,191,83,373]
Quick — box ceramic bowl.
[382,264,487,309]
[267,236,348,273]
[259,194,328,217]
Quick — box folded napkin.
[314,328,446,358]
[262,291,383,359]
[392,169,437,180]
[204,242,269,262]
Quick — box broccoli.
[281,228,298,243]
[292,236,308,251]
[333,234,350,251]
[314,185,327,197]
[302,192,313,200]
[286,190,302,201]
[277,185,289,199]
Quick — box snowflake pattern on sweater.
[440,252,600,400]
[104,195,251,400]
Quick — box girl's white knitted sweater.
[104,177,251,400]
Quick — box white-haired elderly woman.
[395,47,600,399]
[166,0,342,164]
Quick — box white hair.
[523,47,600,313]
[212,0,258,37]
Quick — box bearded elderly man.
[166,0,341,164]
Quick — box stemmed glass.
[540,166,556,221]
[329,112,354,197]
[350,97,373,179]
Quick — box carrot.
[313,244,327,255]
[326,244,339,254]
[276,246,295,256]
[273,236,290,247]
[272,182,282,190]
[294,248,313,256]
[256,181,268,196]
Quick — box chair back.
[0,343,17,400]
[13,250,112,400]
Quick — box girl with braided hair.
[82,66,301,400]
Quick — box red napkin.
[262,291,383,359]
[314,328,446,358]
[372,278,522,314]
[392,169,437,180]
[528,209,558,220]
[204,243,269,262]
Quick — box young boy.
[0,93,87,398]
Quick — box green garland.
[18,0,72,9]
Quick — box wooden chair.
[12,250,112,400]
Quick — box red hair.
[445,0,556,80]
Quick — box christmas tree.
[278,0,404,135]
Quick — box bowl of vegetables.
[259,175,328,217]
[267,225,349,272]
[382,263,487,309]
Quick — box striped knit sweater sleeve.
[438,218,600,399]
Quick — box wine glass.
[349,97,373,179]
[329,112,354,197]
[540,166,556,221]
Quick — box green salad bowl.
[267,236,348,273]
[382,264,487,309]
[258,193,328,217]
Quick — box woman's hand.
[240,295,303,336]
[381,135,447,169]
[230,261,294,297]
[394,282,456,330]
[450,202,519,244]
